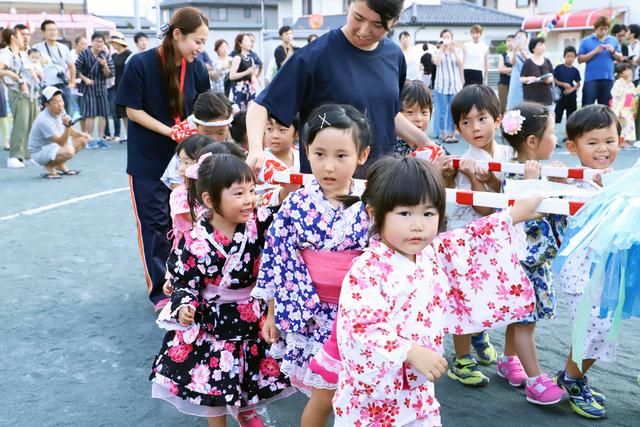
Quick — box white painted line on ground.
[0,187,128,222]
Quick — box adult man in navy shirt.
[578,16,623,106]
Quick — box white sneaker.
[24,158,39,167]
[6,157,25,168]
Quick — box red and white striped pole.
[409,148,601,181]
[270,171,586,216]
[447,189,585,216]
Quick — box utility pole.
[260,0,265,62]
[156,0,161,35]
[134,0,141,30]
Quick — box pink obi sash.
[300,249,363,304]
[201,284,254,304]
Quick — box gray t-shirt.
[28,109,66,153]
[34,41,74,86]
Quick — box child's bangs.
[216,158,256,190]
[381,159,445,213]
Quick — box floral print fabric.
[150,208,292,416]
[253,178,369,393]
[334,211,535,426]
[503,172,566,322]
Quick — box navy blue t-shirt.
[115,49,210,179]
[553,64,581,100]
[255,29,406,173]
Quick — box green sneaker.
[556,370,606,419]
[447,355,490,387]
[471,331,497,365]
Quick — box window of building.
[516,0,530,7]
[244,7,251,18]
[211,7,228,21]
[483,0,498,8]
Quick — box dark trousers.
[464,69,484,86]
[104,87,121,138]
[555,95,577,123]
[129,175,172,306]
[582,79,613,107]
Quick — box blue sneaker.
[471,331,497,365]
[556,370,606,419]
[86,140,98,149]
[96,139,111,149]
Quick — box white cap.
[42,86,63,102]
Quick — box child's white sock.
[526,374,542,385]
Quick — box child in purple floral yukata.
[151,154,293,427]
[334,156,544,426]
[253,104,371,427]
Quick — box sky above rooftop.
[88,0,157,19]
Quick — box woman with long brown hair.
[228,33,257,111]
[115,7,210,311]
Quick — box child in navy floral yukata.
[253,104,371,427]
[151,154,293,426]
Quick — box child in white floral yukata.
[254,104,371,427]
[334,156,544,426]
[256,114,300,199]
[151,154,293,427]
[554,105,621,419]
[162,92,236,190]
[447,84,515,387]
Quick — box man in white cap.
[28,86,90,179]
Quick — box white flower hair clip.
[502,110,526,136]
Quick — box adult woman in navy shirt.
[245,0,431,173]
[116,7,210,309]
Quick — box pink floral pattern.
[334,211,535,426]
[168,185,207,250]
[150,208,291,410]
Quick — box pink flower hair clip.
[502,110,526,136]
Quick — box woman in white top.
[399,31,422,81]
[463,24,489,86]
[432,29,464,143]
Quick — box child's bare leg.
[514,323,541,377]
[208,415,226,427]
[301,387,334,427]
[504,324,516,356]
[453,334,472,359]
[565,350,596,378]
